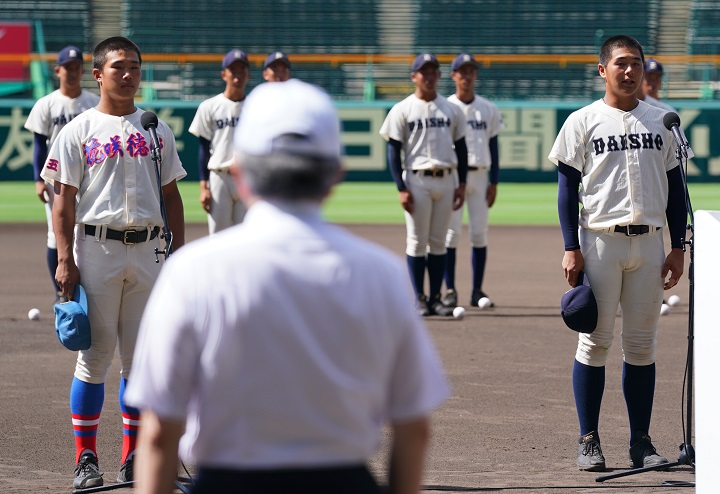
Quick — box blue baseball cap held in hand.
[560,271,598,333]
[54,284,91,351]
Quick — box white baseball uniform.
[24,89,100,248]
[549,99,685,366]
[379,94,465,256]
[445,93,503,248]
[189,93,245,234]
[41,107,187,382]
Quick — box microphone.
[140,111,161,161]
[663,111,688,158]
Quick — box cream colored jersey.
[379,94,465,169]
[41,108,187,229]
[447,93,503,168]
[188,93,243,170]
[24,89,100,145]
[548,99,680,230]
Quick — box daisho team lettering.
[82,133,164,167]
[408,117,451,132]
[592,132,664,156]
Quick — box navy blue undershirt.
[198,137,211,182]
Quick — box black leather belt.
[613,225,659,236]
[468,166,479,171]
[85,225,160,244]
[413,169,447,177]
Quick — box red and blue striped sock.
[119,377,140,463]
[70,377,104,463]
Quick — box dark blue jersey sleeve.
[558,162,581,251]
[198,137,211,182]
[387,138,406,191]
[489,136,499,185]
[33,133,48,182]
[666,165,688,249]
[454,137,468,184]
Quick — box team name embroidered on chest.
[52,113,81,126]
[408,117,451,132]
[592,132,664,156]
[83,133,162,167]
[215,116,239,129]
[468,120,487,130]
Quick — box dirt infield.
[0,223,695,493]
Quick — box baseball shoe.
[629,432,669,469]
[429,294,455,317]
[74,452,103,489]
[471,288,495,307]
[441,289,458,307]
[117,456,134,483]
[415,294,430,317]
[577,431,606,472]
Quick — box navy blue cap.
[54,284,91,351]
[263,51,291,70]
[57,45,83,66]
[222,49,249,69]
[451,53,478,72]
[645,58,663,74]
[411,53,439,72]
[560,272,598,333]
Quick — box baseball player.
[40,36,186,489]
[24,45,99,300]
[126,79,450,494]
[443,53,504,308]
[189,49,249,234]
[549,35,688,472]
[262,51,291,82]
[380,53,468,317]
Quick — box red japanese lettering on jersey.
[84,138,106,167]
[104,136,125,158]
[46,158,59,171]
[127,133,150,157]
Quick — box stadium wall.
[2,99,720,183]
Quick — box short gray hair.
[239,152,341,201]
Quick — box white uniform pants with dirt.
[446,168,489,248]
[404,170,455,256]
[73,225,163,384]
[576,228,665,367]
[208,170,246,234]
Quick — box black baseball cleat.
[117,456,134,483]
[471,288,495,307]
[415,294,430,317]
[74,452,103,489]
[629,432,669,469]
[577,431,606,472]
[429,294,455,316]
[441,289,458,308]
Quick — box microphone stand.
[149,136,173,262]
[596,146,695,485]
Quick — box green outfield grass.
[1,181,718,225]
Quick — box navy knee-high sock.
[573,360,605,436]
[427,253,446,298]
[622,362,656,445]
[406,255,426,296]
[47,247,60,294]
[444,247,457,290]
[471,247,487,290]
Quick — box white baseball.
[28,308,41,321]
[660,303,670,316]
[452,306,465,319]
[478,297,492,309]
[667,295,681,307]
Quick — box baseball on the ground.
[478,297,492,309]
[28,308,41,321]
[660,303,670,316]
[452,306,465,319]
[668,295,681,307]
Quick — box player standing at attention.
[41,36,186,489]
[442,53,503,308]
[549,35,687,472]
[262,51,291,82]
[189,49,249,234]
[24,45,99,301]
[126,79,450,494]
[380,53,468,317]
